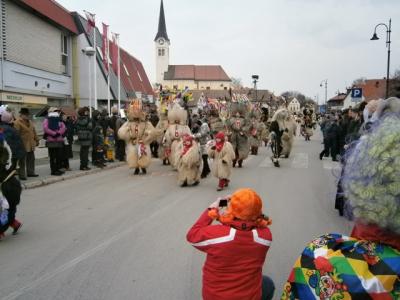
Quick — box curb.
[22,162,125,190]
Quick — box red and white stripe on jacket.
[187,209,272,300]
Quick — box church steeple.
[154,0,169,42]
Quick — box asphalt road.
[0,131,352,300]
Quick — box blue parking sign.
[351,88,362,98]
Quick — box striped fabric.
[281,233,400,299]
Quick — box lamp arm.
[374,23,389,33]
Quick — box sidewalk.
[22,150,125,189]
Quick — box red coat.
[187,210,272,300]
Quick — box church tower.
[155,0,170,85]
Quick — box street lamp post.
[370,18,391,98]
[320,79,328,111]
[82,46,96,117]
[252,75,259,102]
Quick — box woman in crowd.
[282,98,400,299]
[43,107,66,176]
[75,107,92,171]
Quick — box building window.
[61,35,68,74]
[137,71,143,82]
[158,48,166,56]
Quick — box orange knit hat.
[228,188,262,221]
[209,188,271,227]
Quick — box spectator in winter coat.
[13,108,39,179]
[282,104,400,300]
[43,107,66,176]
[60,113,74,171]
[0,106,26,174]
[75,107,92,170]
[91,110,106,168]
[187,188,274,300]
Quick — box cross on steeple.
[154,0,169,42]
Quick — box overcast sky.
[58,0,400,104]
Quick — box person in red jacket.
[187,188,275,300]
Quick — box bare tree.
[389,69,400,98]
[231,77,243,90]
[352,77,367,86]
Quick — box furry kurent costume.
[175,134,203,187]
[0,131,23,240]
[163,103,191,169]
[118,99,155,175]
[207,131,236,191]
[269,108,289,167]
[226,103,250,168]
[248,109,267,155]
[281,114,297,158]
[155,106,170,165]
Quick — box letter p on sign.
[351,88,362,98]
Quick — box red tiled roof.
[328,93,347,102]
[120,49,154,97]
[20,0,78,34]
[164,65,231,81]
[354,79,386,101]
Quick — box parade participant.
[75,107,92,171]
[91,110,106,168]
[207,131,235,191]
[175,134,202,187]
[118,99,155,175]
[13,108,39,179]
[301,115,314,141]
[155,107,170,165]
[109,106,124,162]
[269,108,289,167]
[0,130,23,241]
[194,117,211,178]
[248,109,264,155]
[0,106,26,178]
[226,102,250,168]
[163,103,191,169]
[281,113,297,158]
[282,106,400,299]
[43,107,66,176]
[187,188,274,300]
[208,105,225,138]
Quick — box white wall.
[5,0,67,75]
[2,60,72,97]
[162,79,231,90]
[77,34,110,105]
[155,39,169,84]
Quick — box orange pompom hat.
[209,188,272,228]
[228,188,262,221]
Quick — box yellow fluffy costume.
[281,114,297,158]
[155,106,170,164]
[207,131,236,191]
[163,103,191,168]
[118,99,155,175]
[175,134,203,187]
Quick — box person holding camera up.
[207,131,235,191]
[187,188,275,300]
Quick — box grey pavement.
[0,131,352,300]
[22,149,125,189]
